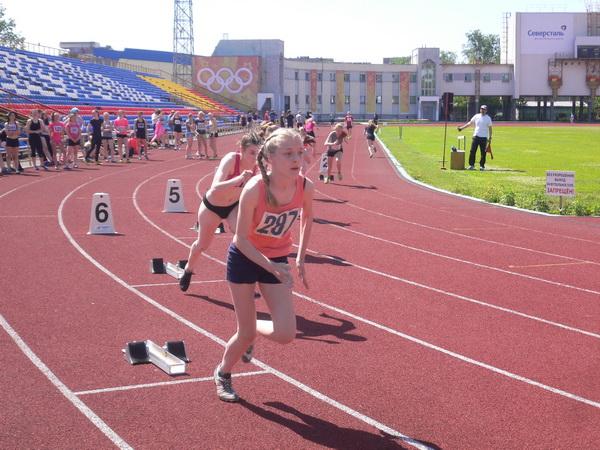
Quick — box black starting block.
[215,223,226,234]
[164,340,190,362]
[190,221,199,231]
[177,259,188,270]
[150,258,166,274]
[123,341,150,364]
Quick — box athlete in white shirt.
[458,104,493,170]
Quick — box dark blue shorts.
[226,244,287,284]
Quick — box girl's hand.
[271,262,293,288]
[296,258,309,289]
[240,169,254,182]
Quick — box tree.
[440,50,457,64]
[462,30,500,64]
[0,6,25,49]
[386,56,411,64]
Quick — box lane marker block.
[150,258,166,274]
[163,179,187,213]
[88,193,117,235]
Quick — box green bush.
[564,200,593,216]
[482,186,503,203]
[500,190,516,206]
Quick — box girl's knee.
[237,329,257,345]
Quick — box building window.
[421,59,436,96]
[410,73,417,83]
[410,96,417,104]
[483,73,491,82]
[392,73,400,82]
[360,95,366,104]
[329,72,336,81]
[344,95,350,104]
[294,94,299,104]
[317,95,322,104]
[376,74,382,82]
[330,95,336,104]
[305,94,310,104]
[392,96,399,104]
[305,72,309,81]
[360,73,366,82]
[443,73,453,82]
[317,73,322,81]
[502,73,510,82]
[376,95,382,104]
[344,73,350,82]
[464,73,472,82]
[294,71,298,80]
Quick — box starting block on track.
[150,258,187,277]
[123,340,188,375]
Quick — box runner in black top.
[364,119,379,158]
[86,110,103,163]
[171,111,183,151]
[134,112,148,160]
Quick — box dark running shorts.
[226,243,287,285]
[203,196,238,220]
[6,137,20,147]
[327,147,343,158]
[67,139,80,147]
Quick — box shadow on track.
[186,294,366,344]
[313,217,353,227]
[240,400,442,450]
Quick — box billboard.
[366,72,376,113]
[520,13,574,55]
[400,72,410,112]
[193,56,261,107]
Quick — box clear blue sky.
[2,0,587,63]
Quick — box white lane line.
[0,214,56,218]
[131,279,225,288]
[314,218,600,297]
[508,261,591,269]
[66,168,430,448]
[133,176,600,412]
[0,314,132,450]
[297,246,600,340]
[75,370,269,396]
[0,176,52,200]
[316,187,600,268]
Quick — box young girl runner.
[213,128,314,402]
[100,112,115,163]
[195,111,209,158]
[4,112,22,173]
[179,131,262,292]
[207,113,219,159]
[114,110,130,163]
[184,113,197,159]
[364,119,379,158]
[64,114,82,170]
[324,123,348,183]
[171,111,183,151]
[134,112,148,160]
[48,112,65,170]
[24,109,47,170]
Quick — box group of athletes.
[0,107,227,175]
[176,114,379,402]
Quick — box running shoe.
[324,177,330,184]
[179,270,192,292]
[214,366,239,402]
[319,174,324,181]
[241,345,254,363]
[329,175,334,183]
[467,165,475,170]
[480,167,485,171]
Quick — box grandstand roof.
[93,47,191,65]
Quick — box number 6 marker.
[88,193,117,235]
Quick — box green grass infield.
[378,124,600,216]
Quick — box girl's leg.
[326,156,334,181]
[183,206,221,274]
[256,282,296,344]
[336,154,343,180]
[186,136,193,158]
[200,137,208,158]
[219,282,257,373]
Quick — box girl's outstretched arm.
[296,179,314,288]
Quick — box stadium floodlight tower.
[173,0,194,88]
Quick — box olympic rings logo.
[196,67,253,94]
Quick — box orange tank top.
[248,176,305,258]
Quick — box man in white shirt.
[458,104,493,171]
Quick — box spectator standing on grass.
[457,104,493,171]
[213,128,314,403]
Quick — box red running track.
[1,125,599,449]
